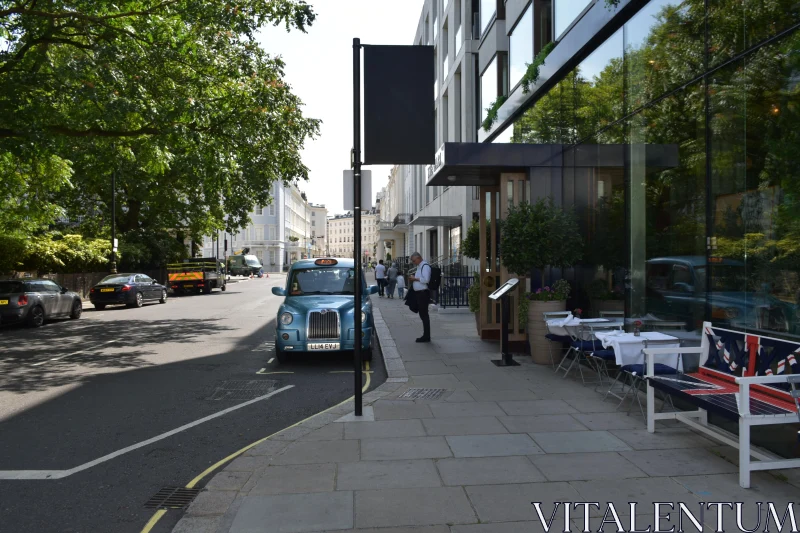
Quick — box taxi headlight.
[361,311,367,324]
[280,312,293,325]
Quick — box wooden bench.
[645,321,800,488]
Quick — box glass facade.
[480,0,495,36]
[480,56,497,124]
[509,3,533,90]
[507,0,800,341]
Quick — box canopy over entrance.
[426,142,680,187]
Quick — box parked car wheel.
[70,300,82,319]
[129,292,143,308]
[27,305,45,328]
[94,304,106,311]
[221,283,227,292]
[159,289,167,303]
[203,285,212,294]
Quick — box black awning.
[410,215,462,227]
[426,142,679,186]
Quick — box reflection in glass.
[554,0,591,39]
[509,4,533,90]
[481,0,495,36]
[480,57,497,124]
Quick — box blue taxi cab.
[271,258,378,363]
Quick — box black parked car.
[0,279,82,327]
[89,273,168,310]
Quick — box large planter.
[473,311,480,335]
[527,299,566,365]
[592,299,624,317]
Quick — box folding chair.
[583,323,624,391]
[611,338,682,418]
[559,324,619,386]
[543,311,572,369]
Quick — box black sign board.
[363,45,435,165]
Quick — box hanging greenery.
[481,95,508,132]
[520,42,557,94]
[605,0,622,8]
[468,272,482,313]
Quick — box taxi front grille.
[308,311,339,339]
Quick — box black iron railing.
[438,275,474,309]
[393,213,411,227]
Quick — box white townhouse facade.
[326,207,380,263]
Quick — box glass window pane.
[575,28,623,141]
[554,0,591,39]
[480,57,498,124]
[509,4,533,90]
[481,0,495,35]
[625,0,704,110]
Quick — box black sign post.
[352,38,364,417]
[489,278,521,367]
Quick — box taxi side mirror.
[272,287,286,297]
[368,285,379,295]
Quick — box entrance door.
[428,229,438,261]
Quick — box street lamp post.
[110,168,117,274]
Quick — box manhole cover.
[206,380,277,401]
[144,486,202,509]
[398,388,448,400]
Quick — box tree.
[1,0,320,264]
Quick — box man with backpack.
[408,252,441,343]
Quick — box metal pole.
[353,37,363,417]
[110,168,117,274]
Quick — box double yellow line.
[141,362,371,533]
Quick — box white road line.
[0,384,295,480]
[268,358,275,364]
[30,339,118,367]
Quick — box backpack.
[426,264,442,292]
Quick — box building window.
[480,56,498,124]
[312,211,315,216]
[554,0,591,40]
[509,3,533,90]
[255,206,263,215]
[255,226,264,240]
[312,220,316,227]
[480,0,495,36]
[268,204,275,216]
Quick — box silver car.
[0,279,82,328]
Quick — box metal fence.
[438,275,474,309]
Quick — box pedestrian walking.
[396,271,406,299]
[386,262,398,299]
[408,252,431,342]
[375,259,387,297]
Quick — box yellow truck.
[167,258,227,294]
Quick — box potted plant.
[587,279,624,316]
[500,199,583,364]
[467,272,482,333]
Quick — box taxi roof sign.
[315,258,338,266]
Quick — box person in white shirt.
[395,271,406,299]
[374,259,387,297]
[409,252,431,342]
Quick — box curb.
[372,306,409,383]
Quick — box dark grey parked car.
[0,279,82,327]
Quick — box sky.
[257,1,426,216]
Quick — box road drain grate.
[144,486,202,510]
[398,388,448,400]
[206,379,277,401]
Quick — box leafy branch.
[604,0,622,8]
[481,95,508,132]
[520,42,556,94]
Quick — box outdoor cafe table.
[593,331,681,369]
[545,317,619,337]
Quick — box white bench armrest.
[643,347,703,355]
[735,375,794,385]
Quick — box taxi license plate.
[184,284,193,288]
[100,288,115,293]
[0,299,8,305]
[308,343,340,351]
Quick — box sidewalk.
[173,293,800,533]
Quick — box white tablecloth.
[546,317,618,337]
[594,331,681,368]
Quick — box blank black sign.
[363,45,435,165]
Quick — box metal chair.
[583,323,625,390]
[543,311,572,369]
[560,323,621,385]
[607,338,682,418]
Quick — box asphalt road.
[0,276,385,533]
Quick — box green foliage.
[462,219,487,260]
[604,0,622,8]
[385,252,392,261]
[499,199,583,277]
[468,272,481,313]
[0,233,28,273]
[481,95,508,132]
[0,0,320,258]
[585,192,626,272]
[22,233,112,273]
[520,42,556,95]
[588,278,623,300]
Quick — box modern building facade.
[416,0,800,342]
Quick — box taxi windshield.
[288,267,356,295]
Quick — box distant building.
[326,207,379,263]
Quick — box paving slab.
[465,482,581,523]
[360,436,453,460]
[498,399,578,416]
[436,455,546,485]
[299,422,345,441]
[570,477,702,517]
[270,439,360,465]
[422,416,508,436]
[429,401,505,418]
[242,439,290,457]
[571,412,647,430]
[185,490,237,517]
[354,487,476,528]
[337,459,441,490]
[248,463,336,495]
[564,397,622,413]
[331,527,449,533]
[620,447,739,477]
[446,434,544,457]
[498,414,589,433]
[404,361,455,375]
[372,400,434,420]
[451,523,560,533]
[444,390,475,402]
[610,428,717,450]
[205,471,252,492]
[468,389,540,402]
[344,419,426,439]
[230,491,354,533]
[172,516,221,533]
[530,451,648,481]
[529,430,632,454]
[672,472,800,503]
